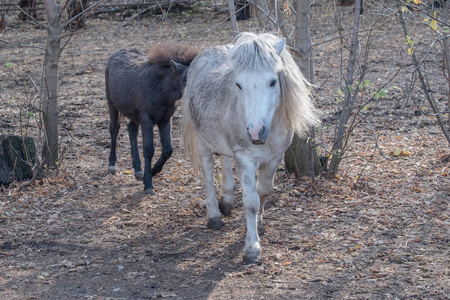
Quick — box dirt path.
[1,4,449,299]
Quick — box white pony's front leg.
[235,155,261,264]
[198,142,224,230]
[256,158,281,236]
[219,156,235,216]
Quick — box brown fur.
[147,44,200,68]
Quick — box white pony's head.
[227,33,286,144]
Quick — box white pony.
[182,32,318,264]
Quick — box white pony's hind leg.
[235,155,261,264]
[219,156,235,216]
[198,142,224,230]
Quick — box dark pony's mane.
[147,44,200,68]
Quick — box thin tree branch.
[312,12,396,48]
[65,0,108,26]
[0,39,45,51]
[365,119,395,161]
[14,4,48,30]
[413,35,450,73]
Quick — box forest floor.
[0,2,449,299]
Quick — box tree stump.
[0,135,39,186]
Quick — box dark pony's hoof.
[219,202,233,217]
[258,226,265,236]
[144,188,154,195]
[243,254,262,265]
[108,165,116,175]
[135,171,144,181]
[207,217,224,230]
[257,220,265,236]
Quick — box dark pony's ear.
[170,60,188,74]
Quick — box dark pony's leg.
[128,121,143,181]
[108,106,120,174]
[140,116,155,194]
[151,121,173,176]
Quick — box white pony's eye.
[270,79,277,87]
[236,82,242,89]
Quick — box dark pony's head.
[148,44,200,97]
[147,43,200,68]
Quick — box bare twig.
[65,0,107,26]
[365,119,395,161]
[14,4,47,30]
[20,160,44,189]
[122,6,157,27]
[413,35,450,73]
[26,74,42,96]
[311,12,396,48]
[247,0,277,27]
[0,38,45,51]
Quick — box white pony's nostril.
[259,126,265,137]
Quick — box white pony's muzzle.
[247,123,269,144]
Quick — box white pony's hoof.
[243,252,262,265]
[135,171,144,181]
[243,245,262,265]
[207,217,224,230]
[108,165,116,175]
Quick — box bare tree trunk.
[443,2,450,126]
[284,0,321,179]
[42,0,63,168]
[327,0,362,177]
[296,0,311,80]
[227,0,239,37]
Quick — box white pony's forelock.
[227,32,283,73]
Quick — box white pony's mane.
[228,32,319,137]
[227,32,283,73]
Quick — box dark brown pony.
[105,44,199,194]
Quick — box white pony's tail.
[181,92,202,176]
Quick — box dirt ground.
[1,2,449,299]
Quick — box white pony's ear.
[226,45,233,52]
[273,37,286,56]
